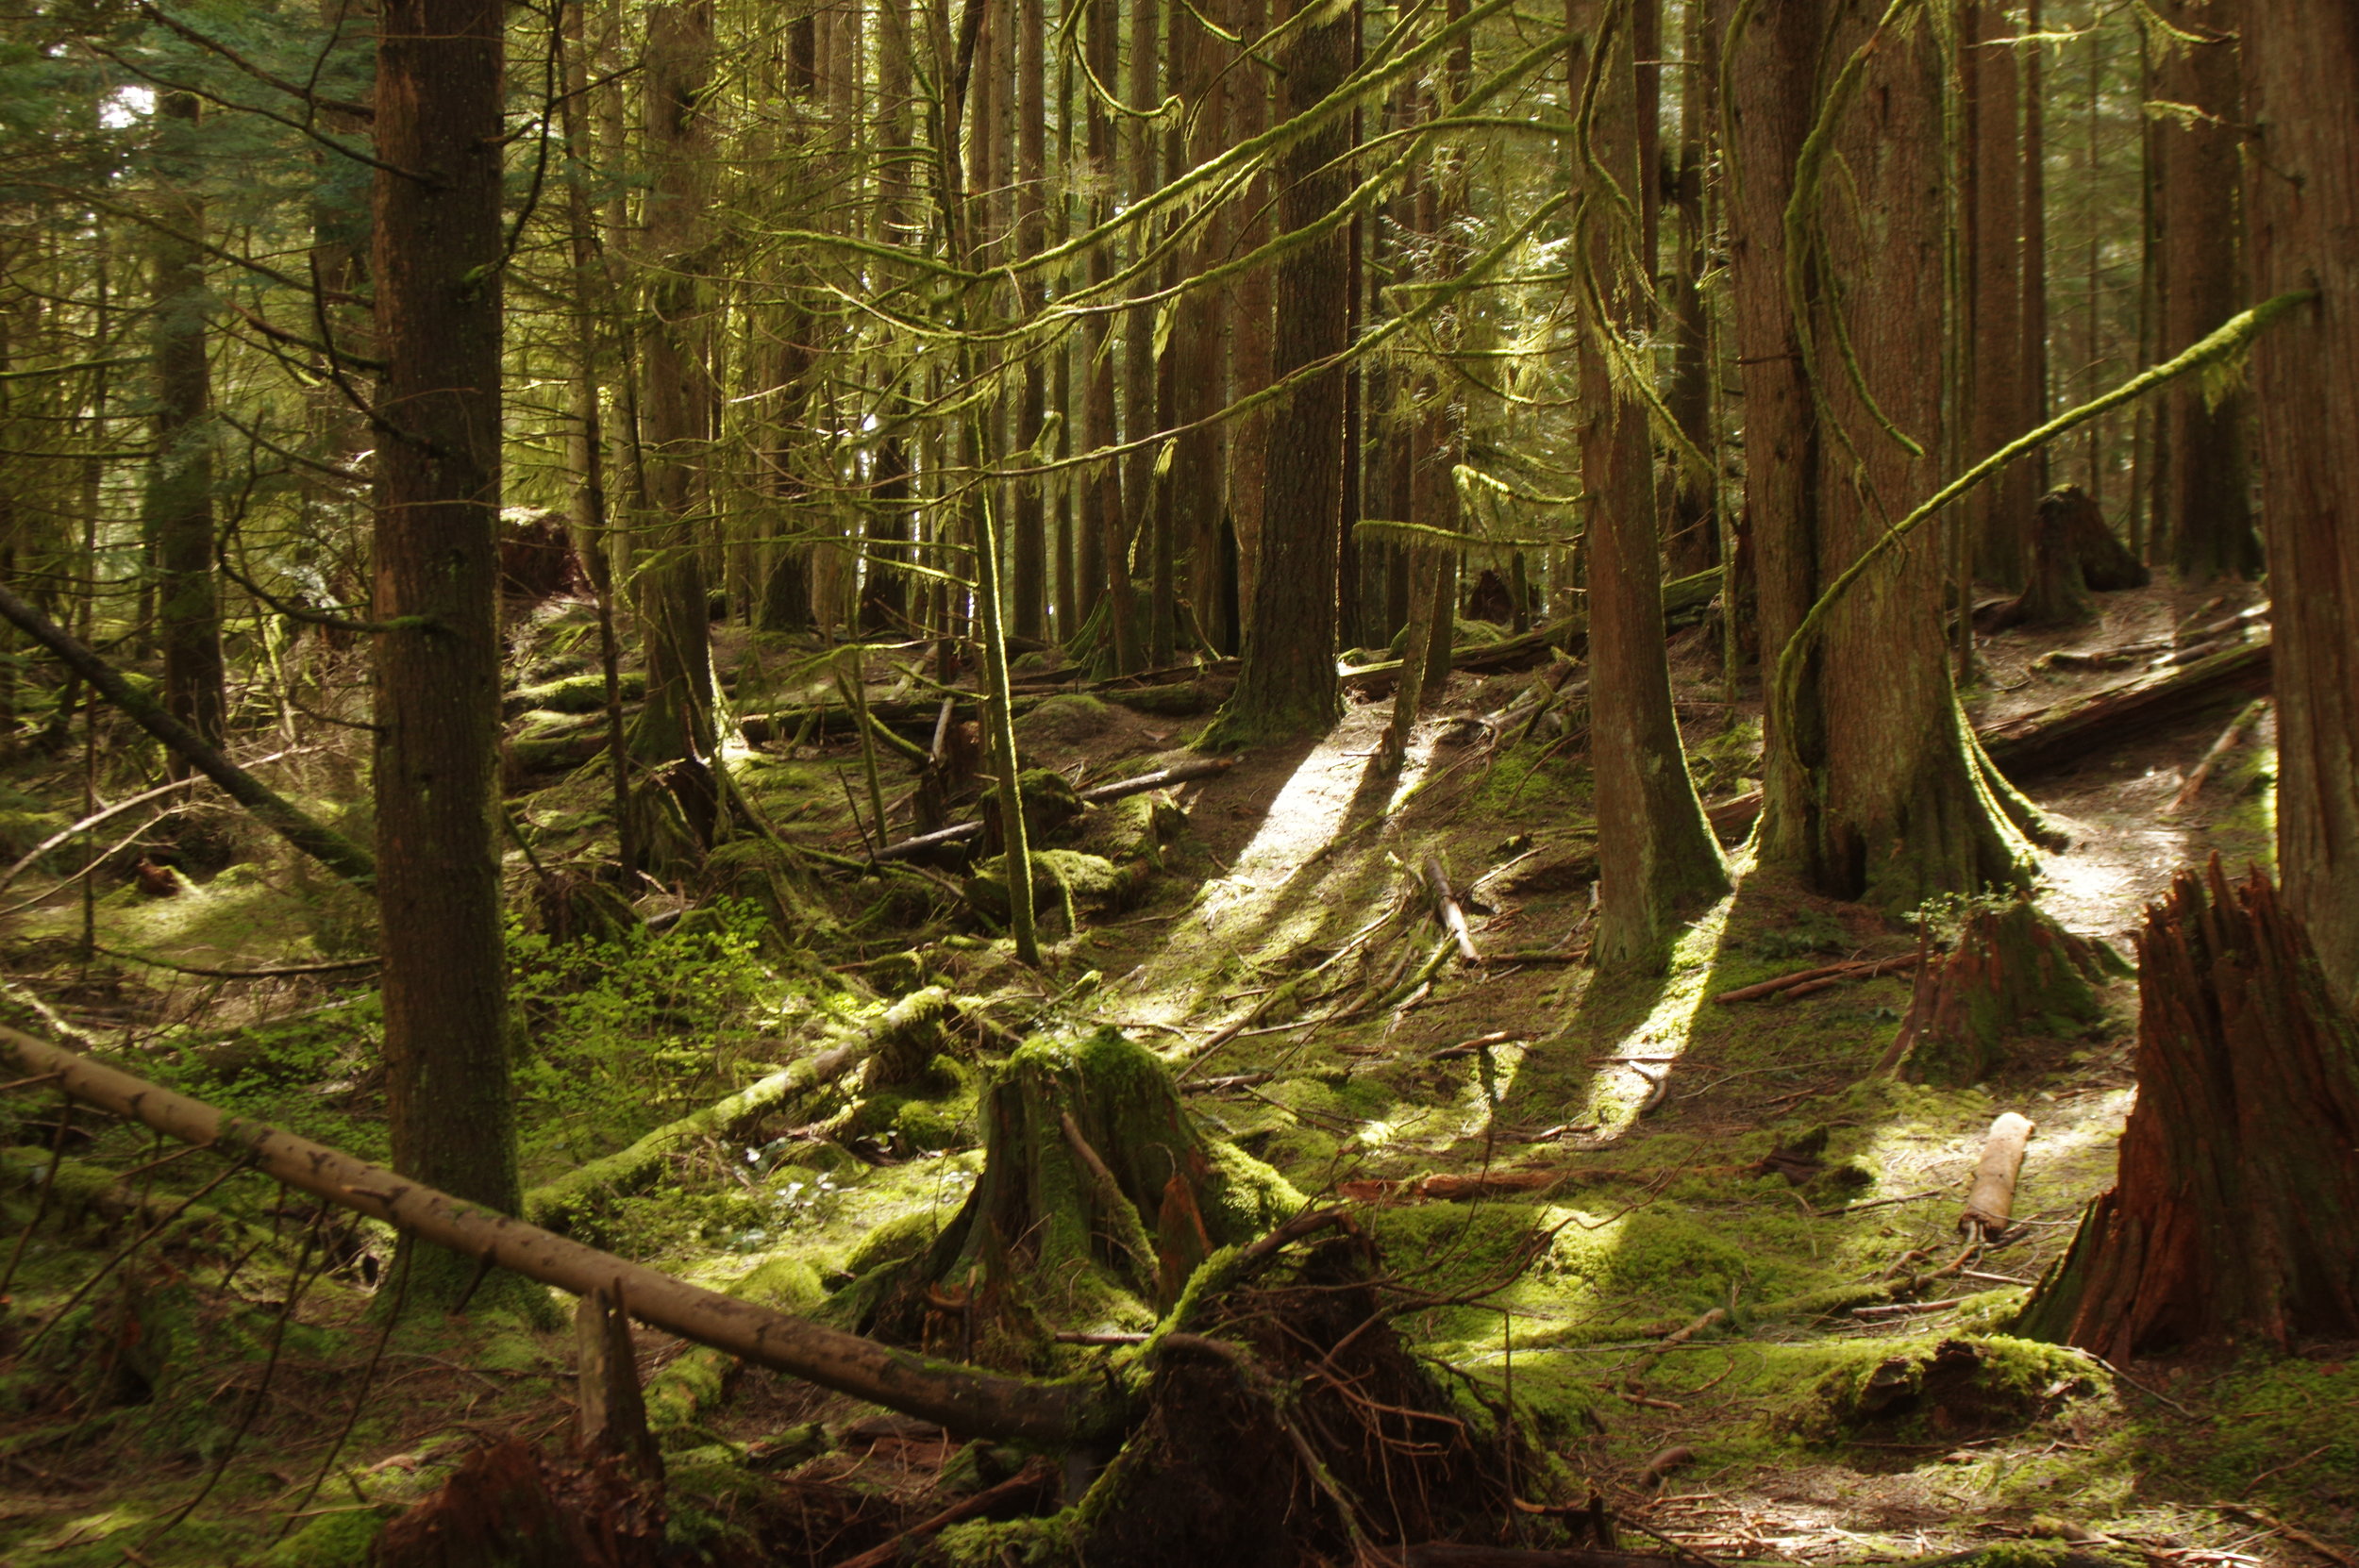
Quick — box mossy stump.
[860,1029,1298,1361]
[2018,859,2359,1359]
[1884,894,2117,1085]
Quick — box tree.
[1202,0,1354,748]
[371,0,525,1307]
[1738,0,2035,909]
[631,0,722,806]
[2152,0,2258,581]
[1572,0,1727,967]
[2239,0,2359,1006]
[1964,1,2033,591]
[147,92,226,765]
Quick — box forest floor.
[0,575,2350,1567]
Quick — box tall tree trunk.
[2021,0,2050,503]
[148,92,226,767]
[2238,1,2359,1005]
[1170,0,1232,655]
[1966,2,2032,589]
[1012,0,1049,641]
[1714,0,1818,824]
[1227,0,1273,630]
[371,0,523,1307]
[1749,0,2033,909]
[2154,0,2257,581]
[633,2,719,775]
[1575,1,1727,969]
[1203,0,1352,745]
[1337,4,1367,653]
[1663,0,1715,578]
[1080,0,1127,648]
[1120,0,1161,670]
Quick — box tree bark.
[1169,0,1230,655]
[2017,861,2359,1358]
[2153,1,2258,580]
[2238,2,2359,1006]
[147,92,226,768]
[1714,0,1819,836]
[1755,0,2032,910]
[633,3,720,775]
[372,0,524,1305]
[1227,0,1273,631]
[1203,0,1353,746]
[1574,2,1728,969]
[1120,0,1163,673]
[1013,0,1049,642]
[1964,3,2033,590]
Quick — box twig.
[95,946,381,979]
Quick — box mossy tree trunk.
[1748,0,2034,912]
[1573,1,1728,969]
[2018,860,2359,1358]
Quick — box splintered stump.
[1882,894,2119,1085]
[2018,860,2359,1359]
[860,1029,1299,1359]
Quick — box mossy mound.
[1780,1333,2096,1445]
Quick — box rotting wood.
[0,1025,1113,1446]
[1880,897,2118,1086]
[863,757,1236,863]
[1959,1111,2034,1239]
[575,1283,663,1484]
[1977,636,2270,777]
[2016,859,2359,1359]
[1422,855,1482,963]
[2162,696,2269,815]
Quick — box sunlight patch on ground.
[1516,884,1738,1141]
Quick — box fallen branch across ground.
[0,1024,1111,1446]
[1713,953,1919,1004]
[862,757,1236,863]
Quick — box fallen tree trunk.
[521,988,953,1232]
[1977,637,2271,777]
[0,1024,1111,1446]
[0,580,377,887]
[1959,1111,2034,1239]
[863,757,1235,863]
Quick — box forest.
[0,0,2353,1561]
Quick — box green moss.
[255,1507,393,1567]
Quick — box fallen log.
[1422,856,1481,964]
[0,1024,1111,1446]
[0,579,377,887]
[1959,1111,2034,1240]
[2162,696,2269,815]
[521,988,953,1232]
[1977,636,2271,777]
[862,756,1235,863]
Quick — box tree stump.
[858,1029,1301,1362]
[1882,894,2119,1085]
[1981,486,2148,633]
[2017,859,2359,1359]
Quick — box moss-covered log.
[1882,895,2119,1085]
[523,989,955,1233]
[858,1028,1301,1358]
[2017,859,2359,1359]
[1977,638,2270,778]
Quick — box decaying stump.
[1068,1223,1541,1568]
[1981,486,2150,633]
[2017,860,2359,1359]
[373,1439,663,1568]
[858,1028,1302,1359]
[1881,894,2120,1084]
